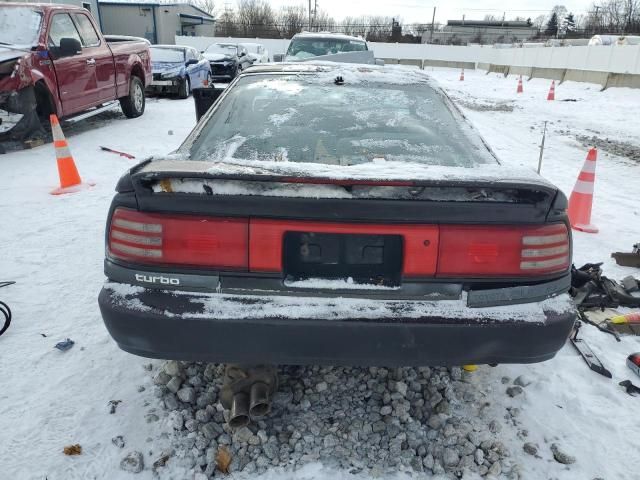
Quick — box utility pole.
[430,6,436,43]
[314,0,318,30]
[594,5,600,34]
[308,0,312,30]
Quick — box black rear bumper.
[209,63,237,81]
[98,284,576,366]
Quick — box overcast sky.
[264,0,593,24]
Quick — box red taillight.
[437,224,570,277]
[108,208,248,269]
[108,208,569,279]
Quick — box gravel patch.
[456,99,515,112]
[574,133,640,163]
[150,363,517,478]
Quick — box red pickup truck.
[0,3,152,146]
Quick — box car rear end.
[147,47,185,95]
[99,65,576,367]
[105,36,153,89]
[209,61,237,81]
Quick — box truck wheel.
[178,77,190,99]
[120,76,145,118]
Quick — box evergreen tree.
[562,13,576,32]
[545,12,559,36]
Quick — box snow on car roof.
[237,63,435,85]
[293,32,366,42]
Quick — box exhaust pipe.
[220,365,278,427]
[249,382,271,418]
[228,392,250,429]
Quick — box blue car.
[147,45,211,99]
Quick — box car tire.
[120,76,145,118]
[178,77,190,99]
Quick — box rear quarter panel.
[107,41,152,97]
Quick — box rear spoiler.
[116,159,567,225]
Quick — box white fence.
[176,35,640,75]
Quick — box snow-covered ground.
[1,69,639,480]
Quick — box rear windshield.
[188,73,496,168]
[205,44,236,54]
[151,47,184,63]
[286,38,367,59]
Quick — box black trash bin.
[193,86,225,121]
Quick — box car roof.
[292,32,366,43]
[2,2,85,11]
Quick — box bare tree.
[623,0,640,31]
[533,14,546,30]
[192,0,215,15]
[275,5,306,38]
[236,0,277,37]
[312,10,336,32]
[215,6,238,37]
[551,5,569,19]
[584,0,640,33]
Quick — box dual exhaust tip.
[228,382,271,429]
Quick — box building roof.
[98,1,214,20]
[446,20,534,28]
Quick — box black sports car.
[201,43,251,82]
[100,62,575,370]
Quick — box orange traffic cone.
[547,80,556,100]
[517,75,523,94]
[459,68,464,81]
[50,114,92,195]
[568,148,598,233]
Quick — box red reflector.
[437,224,569,277]
[108,208,248,269]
